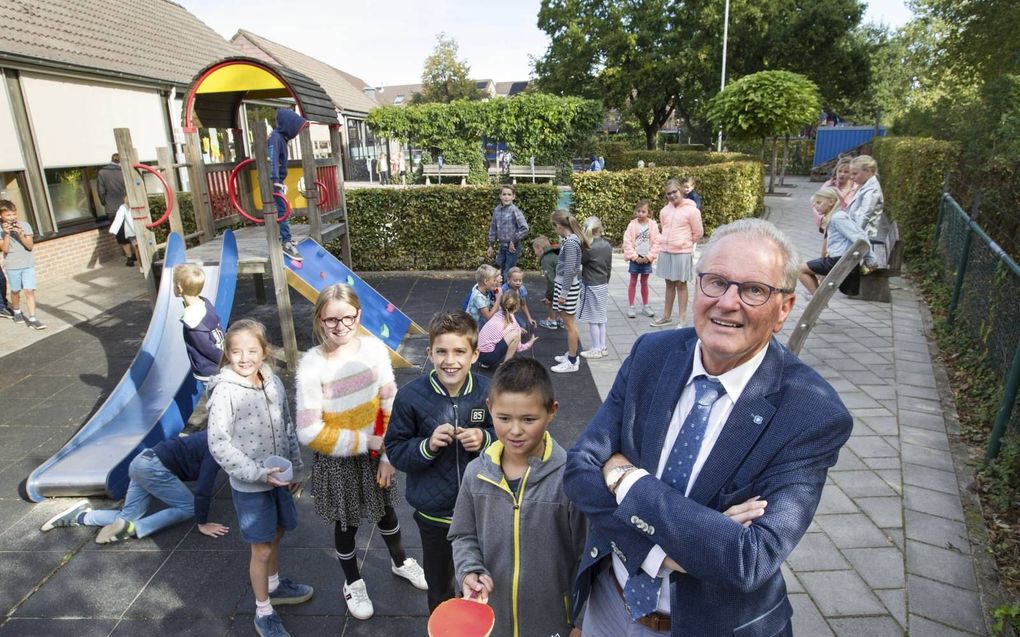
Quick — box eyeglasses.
[666,190,679,196]
[320,315,358,329]
[697,272,793,307]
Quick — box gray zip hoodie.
[450,433,588,637]
[206,364,303,492]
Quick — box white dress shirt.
[611,341,769,614]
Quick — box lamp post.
[716,0,730,152]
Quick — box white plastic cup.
[264,455,293,483]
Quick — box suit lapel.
[639,341,695,471]
[688,339,784,504]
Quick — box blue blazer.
[564,329,853,637]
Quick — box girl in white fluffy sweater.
[294,284,425,619]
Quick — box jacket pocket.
[732,597,792,637]
[717,483,756,512]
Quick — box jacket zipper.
[478,466,531,637]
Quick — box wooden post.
[298,126,322,243]
[114,128,158,302]
[183,130,214,242]
[329,124,353,266]
[156,147,184,238]
[252,132,299,370]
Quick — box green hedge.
[571,161,765,245]
[338,184,559,270]
[618,150,754,170]
[148,192,197,247]
[872,137,959,260]
[663,143,708,151]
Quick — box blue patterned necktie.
[622,375,726,620]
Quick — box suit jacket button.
[648,526,655,535]
[631,515,639,524]
[590,547,598,558]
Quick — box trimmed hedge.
[619,150,754,170]
[872,137,960,260]
[338,184,559,271]
[571,161,765,245]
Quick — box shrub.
[571,161,764,244]
[664,143,708,151]
[339,184,558,271]
[872,137,959,260]
[148,192,197,247]
[619,150,753,170]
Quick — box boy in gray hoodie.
[450,358,586,637]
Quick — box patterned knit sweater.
[295,335,397,457]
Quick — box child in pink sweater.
[650,178,703,328]
[622,199,660,318]
[477,290,536,368]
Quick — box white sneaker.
[551,359,580,373]
[601,348,609,357]
[580,348,604,359]
[642,306,655,317]
[554,351,570,363]
[627,306,636,318]
[391,557,427,590]
[343,579,374,620]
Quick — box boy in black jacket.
[384,311,494,612]
[40,431,226,543]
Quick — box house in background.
[229,30,384,181]
[0,0,238,282]
[376,79,529,106]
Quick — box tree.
[705,71,820,192]
[418,34,481,104]
[534,0,868,149]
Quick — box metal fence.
[934,194,1020,460]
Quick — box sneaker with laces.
[95,518,135,544]
[649,316,674,328]
[538,319,558,330]
[580,348,605,359]
[391,557,427,590]
[642,305,655,317]
[551,358,580,373]
[0,306,13,319]
[282,241,303,262]
[556,319,565,328]
[254,611,291,637]
[40,499,91,531]
[343,579,374,620]
[601,347,609,357]
[12,312,25,325]
[269,577,314,605]
[627,306,636,318]
[554,351,570,363]
[25,316,46,330]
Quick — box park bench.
[422,164,469,185]
[787,238,870,356]
[854,219,902,303]
[507,164,557,183]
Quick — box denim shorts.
[7,267,36,292]
[231,487,298,544]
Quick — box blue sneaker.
[254,612,290,637]
[269,577,313,605]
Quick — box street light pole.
[716,0,730,152]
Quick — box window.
[0,171,30,223]
[393,95,404,105]
[45,165,104,227]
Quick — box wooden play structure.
[115,56,423,369]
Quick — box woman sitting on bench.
[799,187,871,295]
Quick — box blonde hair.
[664,178,682,197]
[550,209,591,249]
[584,215,604,239]
[173,264,205,296]
[500,288,520,317]
[506,266,524,280]
[220,319,273,368]
[475,264,499,285]
[312,284,361,346]
[850,155,878,174]
[532,235,552,252]
[813,186,840,208]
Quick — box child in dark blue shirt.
[173,264,225,382]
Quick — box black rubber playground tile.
[223,613,340,637]
[0,551,69,618]
[0,617,119,636]
[122,549,250,621]
[109,616,230,636]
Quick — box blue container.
[813,126,886,168]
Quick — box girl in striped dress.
[550,209,590,373]
[295,284,425,620]
[577,216,613,359]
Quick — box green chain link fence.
[934,194,1020,461]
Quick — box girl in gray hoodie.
[207,319,310,637]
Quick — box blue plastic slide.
[24,231,238,502]
[284,238,425,367]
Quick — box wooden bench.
[422,163,469,185]
[507,164,557,183]
[853,219,902,303]
[787,239,870,355]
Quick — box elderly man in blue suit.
[565,218,853,636]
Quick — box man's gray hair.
[699,218,800,291]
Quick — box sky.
[178,0,914,88]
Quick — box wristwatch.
[605,464,637,496]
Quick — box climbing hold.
[320,271,327,280]
[380,324,390,339]
[289,259,303,270]
[386,303,395,313]
[346,275,355,286]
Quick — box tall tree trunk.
[768,137,778,194]
[779,134,790,186]
[643,122,657,150]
